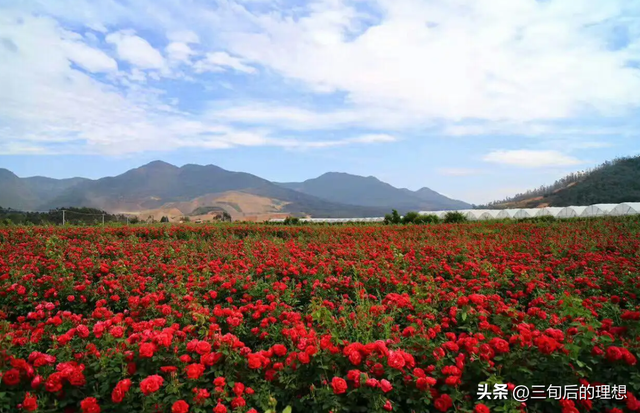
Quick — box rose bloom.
[23,393,38,412]
[172,400,189,413]
[474,404,490,413]
[380,379,393,393]
[2,369,21,386]
[139,342,156,358]
[213,403,228,413]
[435,394,453,412]
[331,377,348,395]
[140,375,164,395]
[195,341,212,355]
[80,397,101,413]
[185,363,205,380]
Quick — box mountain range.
[0,161,470,219]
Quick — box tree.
[221,212,232,222]
[160,216,169,223]
[444,211,467,223]
[384,209,402,225]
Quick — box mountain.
[36,161,390,218]
[0,168,37,211]
[487,155,640,208]
[278,172,470,211]
[0,161,471,218]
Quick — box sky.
[0,0,639,204]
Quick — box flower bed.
[0,221,639,412]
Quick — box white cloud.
[63,40,118,72]
[166,42,195,61]
[106,30,165,69]
[167,30,200,44]
[350,134,397,143]
[214,0,640,126]
[483,150,583,168]
[193,51,256,73]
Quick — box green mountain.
[278,172,470,211]
[487,155,640,208]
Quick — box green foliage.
[283,216,301,225]
[160,216,170,223]
[444,211,468,223]
[401,211,420,224]
[383,209,402,224]
[413,214,440,224]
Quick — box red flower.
[23,393,38,412]
[434,394,453,412]
[140,375,164,395]
[233,382,245,396]
[474,404,490,413]
[112,379,132,403]
[489,338,509,354]
[80,397,101,413]
[331,377,348,394]
[213,403,228,413]
[139,342,156,358]
[606,346,623,362]
[383,400,393,411]
[195,341,212,355]
[172,400,189,413]
[387,351,406,370]
[272,344,287,357]
[2,369,20,386]
[185,363,205,380]
[380,379,393,393]
[247,354,262,369]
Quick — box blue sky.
[0,0,639,204]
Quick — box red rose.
[112,379,132,403]
[213,403,228,413]
[490,338,510,354]
[140,375,164,395]
[383,400,393,411]
[185,363,205,380]
[434,394,453,412]
[233,382,245,396]
[380,379,393,393]
[606,346,623,362]
[2,369,20,386]
[474,404,490,413]
[80,397,101,413]
[139,343,156,358]
[331,377,348,395]
[272,344,287,357]
[387,352,406,370]
[231,397,246,409]
[23,393,38,412]
[195,341,212,355]
[247,354,262,369]
[172,400,189,413]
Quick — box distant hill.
[278,172,470,211]
[0,161,391,218]
[486,155,640,208]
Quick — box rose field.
[1,220,640,413]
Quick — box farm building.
[536,207,564,218]
[581,204,618,217]
[611,203,640,216]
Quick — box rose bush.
[0,220,639,412]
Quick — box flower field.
[1,221,639,413]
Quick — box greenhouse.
[536,207,564,218]
[610,203,640,216]
[478,210,501,220]
[496,209,519,219]
[581,204,618,217]
[514,208,540,219]
[556,206,588,218]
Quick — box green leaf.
[282,407,292,413]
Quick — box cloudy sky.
[0,0,639,204]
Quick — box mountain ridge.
[0,161,470,218]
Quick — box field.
[1,221,639,413]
